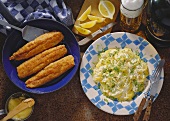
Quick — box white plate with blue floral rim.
[80,32,164,115]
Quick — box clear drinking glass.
[120,0,144,33]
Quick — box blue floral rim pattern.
[80,32,164,115]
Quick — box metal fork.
[146,59,165,97]
[143,59,165,121]
[133,59,165,121]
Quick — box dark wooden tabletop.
[0,0,170,121]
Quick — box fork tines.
[151,59,165,83]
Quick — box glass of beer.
[120,0,144,33]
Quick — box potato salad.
[93,48,149,101]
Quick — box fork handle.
[143,96,154,121]
[133,97,147,121]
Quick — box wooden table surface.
[0,0,170,121]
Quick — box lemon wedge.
[74,25,91,35]
[87,15,105,23]
[79,20,97,28]
[78,6,91,21]
[98,0,115,19]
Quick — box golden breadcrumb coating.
[17,45,67,78]
[25,55,75,88]
[10,32,64,60]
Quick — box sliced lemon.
[79,20,97,28]
[78,6,91,21]
[98,0,115,19]
[87,15,106,23]
[74,25,91,35]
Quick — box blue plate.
[80,32,164,115]
[2,19,80,94]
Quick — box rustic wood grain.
[72,0,120,40]
[133,97,147,121]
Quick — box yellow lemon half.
[74,25,91,35]
[87,15,105,23]
[98,0,115,19]
[79,20,97,28]
[78,6,91,21]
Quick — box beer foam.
[121,0,144,10]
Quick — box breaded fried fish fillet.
[25,55,75,88]
[17,45,67,79]
[10,32,64,60]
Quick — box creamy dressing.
[93,48,149,101]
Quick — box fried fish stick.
[10,32,64,60]
[17,45,67,79]
[25,55,75,88]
